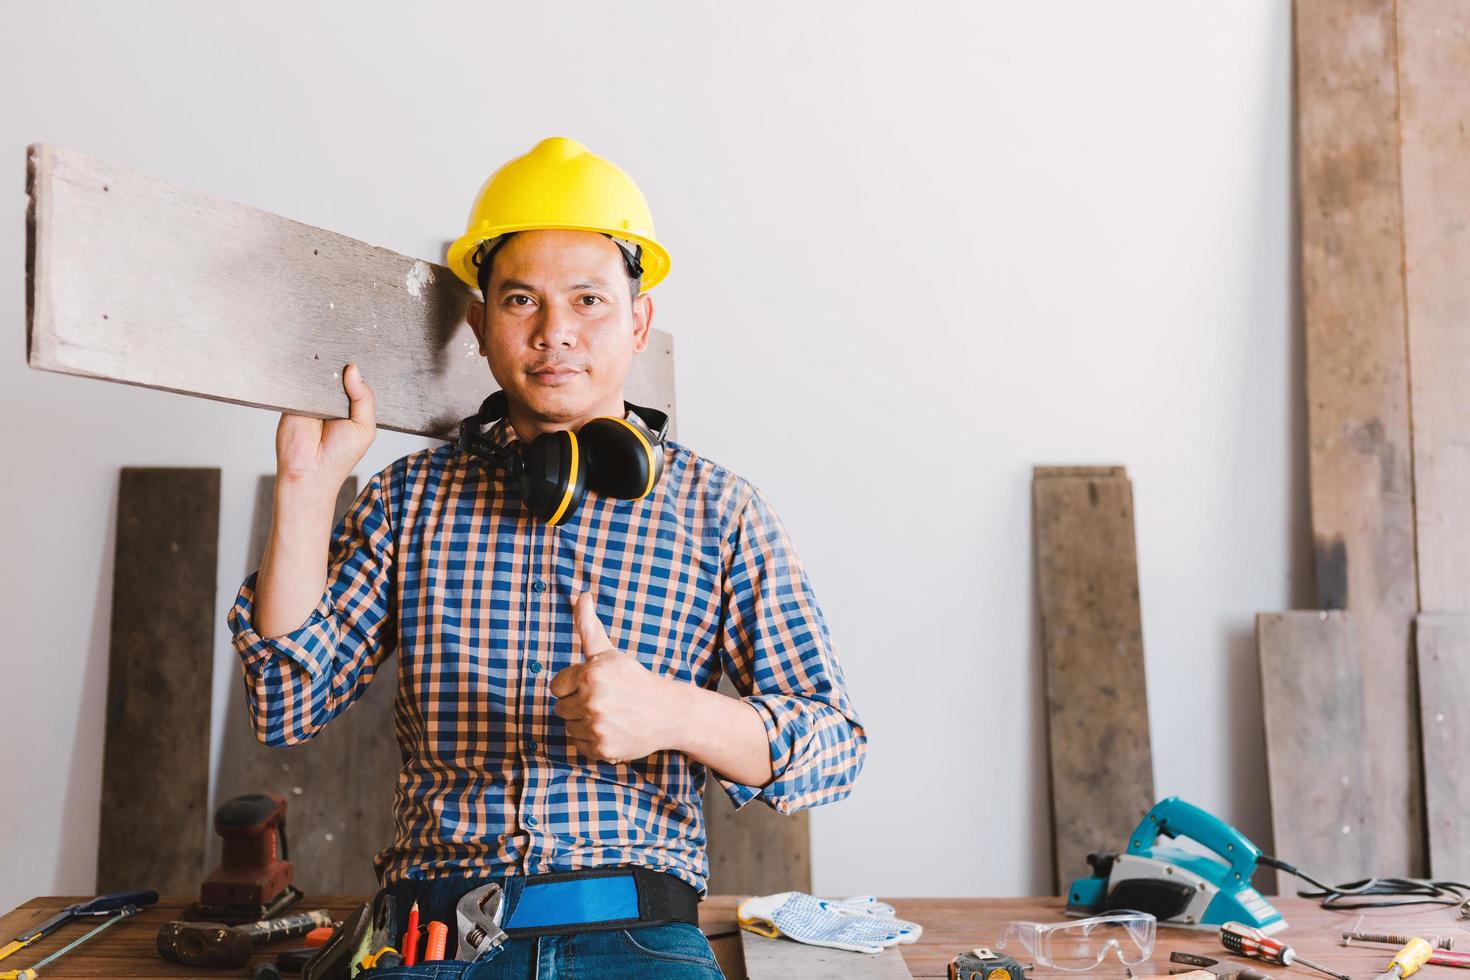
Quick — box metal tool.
[1171,950,1274,980]
[0,904,141,980]
[1221,921,1350,980]
[455,882,509,963]
[0,890,157,966]
[1068,797,1286,932]
[157,908,334,968]
[1344,931,1454,951]
[949,945,1026,980]
[1375,938,1434,980]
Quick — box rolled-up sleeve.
[713,487,867,814]
[227,471,397,747]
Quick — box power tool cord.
[1259,855,1470,911]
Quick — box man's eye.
[578,295,603,306]
[506,295,533,307]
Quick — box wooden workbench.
[1,895,1464,979]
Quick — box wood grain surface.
[1399,2,1470,616]
[1294,0,1422,876]
[1256,611,1377,888]
[1033,467,1154,893]
[25,144,677,440]
[3,895,1460,980]
[1415,613,1470,879]
[96,468,220,897]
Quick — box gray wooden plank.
[1032,467,1154,893]
[741,931,914,979]
[25,144,676,440]
[1415,613,1470,879]
[215,476,400,896]
[1399,3,1470,614]
[703,679,812,897]
[1295,0,1422,875]
[1256,611,1376,890]
[96,468,220,895]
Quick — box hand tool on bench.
[0,890,157,966]
[157,909,334,968]
[0,903,144,980]
[1344,929,1454,951]
[1221,921,1350,980]
[186,793,302,923]
[1171,950,1275,980]
[1375,938,1433,980]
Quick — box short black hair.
[474,232,643,303]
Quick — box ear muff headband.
[545,431,580,525]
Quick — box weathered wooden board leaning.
[25,144,675,439]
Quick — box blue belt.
[501,866,700,936]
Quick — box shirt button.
[525,815,538,827]
[531,579,547,593]
[527,740,538,752]
[530,661,543,674]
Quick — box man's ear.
[631,293,654,354]
[467,300,488,355]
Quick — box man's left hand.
[550,590,686,764]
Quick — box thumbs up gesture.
[550,590,684,764]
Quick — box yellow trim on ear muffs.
[604,416,658,499]
[546,432,580,525]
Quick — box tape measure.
[951,946,1027,980]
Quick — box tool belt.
[306,866,700,979]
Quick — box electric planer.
[1067,796,1286,933]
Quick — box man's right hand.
[275,363,377,491]
[254,364,376,639]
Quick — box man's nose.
[532,303,579,349]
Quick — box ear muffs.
[458,392,669,526]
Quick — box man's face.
[467,229,654,434]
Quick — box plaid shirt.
[228,417,866,894]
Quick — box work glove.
[737,891,922,954]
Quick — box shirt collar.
[486,405,638,450]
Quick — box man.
[229,137,866,976]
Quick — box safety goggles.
[997,911,1156,972]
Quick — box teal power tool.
[1067,797,1286,933]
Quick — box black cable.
[1260,855,1470,911]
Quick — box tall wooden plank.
[1256,612,1376,889]
[1033,466,1154,892]
[1415,614,1470,879]
[703,681,812,897]
[96,468,220,894]
[1295,0,1421,873]
[25,144,676,440]
[1399,4,1470,613]
[215,476,395,896]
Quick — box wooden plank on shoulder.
[214,475,399,896]
[1256,611,1376,889]
[1295,0,1421,874]
[1415,613,1470,879]
[96,468,219,895]
[25,144,675,440]
[1033,466,1154,893]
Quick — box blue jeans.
[364,872,724,979]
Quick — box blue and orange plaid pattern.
[228,418,867,894]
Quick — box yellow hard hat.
[447,136,671,292]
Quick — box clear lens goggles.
[997,912,1156,972]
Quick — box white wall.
[0,1,1308,911]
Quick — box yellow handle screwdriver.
[1376,938,1435,980]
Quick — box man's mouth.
[528,364,583,383]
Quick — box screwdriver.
[1221,921,1352,980]
[1375,938,1434,980]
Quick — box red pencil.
[402,900,420,966]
